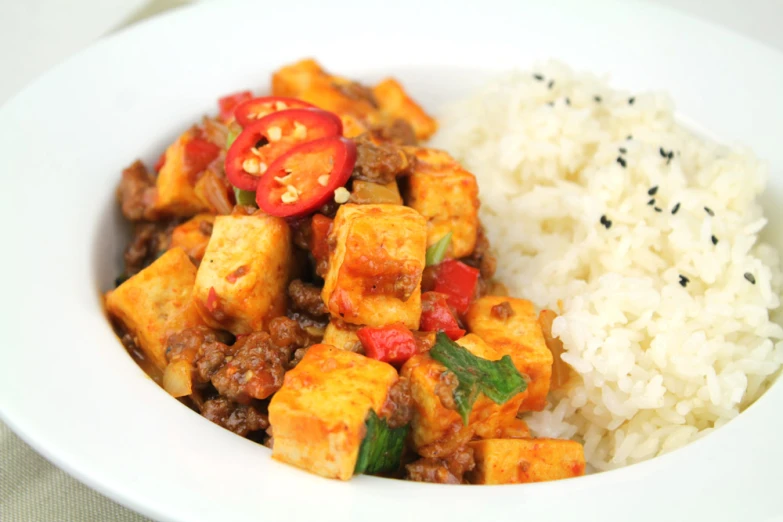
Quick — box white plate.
[1,1,782,521]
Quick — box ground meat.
[434,371,459,411]
[268,316,309,349]
[289,217,312,251]
[193,340,235,385]
[289,347,310,368]
[369,119,417,146]
[201,397,269,437]
[118,160,157,221]
[420,265,438,293]
[210,332,293,403]
[166,326,225,366]
[490,301,514,320]
[199,220,214,236]
[461,226,497,281]
[351,134,414,185]
[379,378,413,429]
[332,80,377,107]
[123,220,179,276]
[406,445,475,484]
[288,279,327,317]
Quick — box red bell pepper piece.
[225,108,343,191]
[420,292,465,340]
[356,323,418,365]
[310,214,333,265]
[153,151,167,173]
[234,96,316,127]
[433,259,480,314]
[255,136,356,218]
[184,138,220,177]
[218,90,253,122]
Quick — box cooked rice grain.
[431,61,783,470]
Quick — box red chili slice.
[225,108,342,191]
[218,90,253,122]
[256,136,356,218]
[234,96,316,128]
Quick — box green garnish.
[429,332,528,425]
[425,231,452,266]
[233,187,257,207]
[226,129,239,149]
[354,409,409,476]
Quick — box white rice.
[431,61,783,470]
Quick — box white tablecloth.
[1,0,782,520]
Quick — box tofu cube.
[268,344,399,480]
[372,78,437,141]
[401,334,527,450]
[105,247,203,372]
[465,296,553,412]
[272,59,376,122]
[322,204,426,329]
[170,214,215,263]
[404,148,479,258]
[152,130,210,217]
[322,321,362,352]
[193,214,291,335]
[467,439,585,484]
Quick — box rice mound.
[431,61,783,470]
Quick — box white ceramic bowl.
[1,1,782,521]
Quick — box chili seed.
[744,273,756,284]
[672,202,681,215]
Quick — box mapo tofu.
[106,58,582,485]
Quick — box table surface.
[1,0,782,520]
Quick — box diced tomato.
[255,136,356,218]
[184,138,221,177]
[218,90,253,122]
[234,96,316,127]
[420,291,465,340]
[310,214,333,265]
[357,323,418,365]
[225,108,343,191]
[433,260,480,314]
[154,151,167,172]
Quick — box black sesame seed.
[704,207,714,217]
[626,135,633,140]
[600,215,607,224]
[546,101,554,107]
[628,97,635,105]
[548,80,554,89]
[617,157,627,168]
[654,207,662,212]
[534,73,544,81]
[648,199,655,206]
[594,95,602,102]
[667,151,674,159]
[565,97,571,106]
[679,274,690,287]
[659,147,667,158]
[619,147,627,154]
[671,202,681,215]
[744,272,756,284]
[711,235,718,245]
[648,185,658,196]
